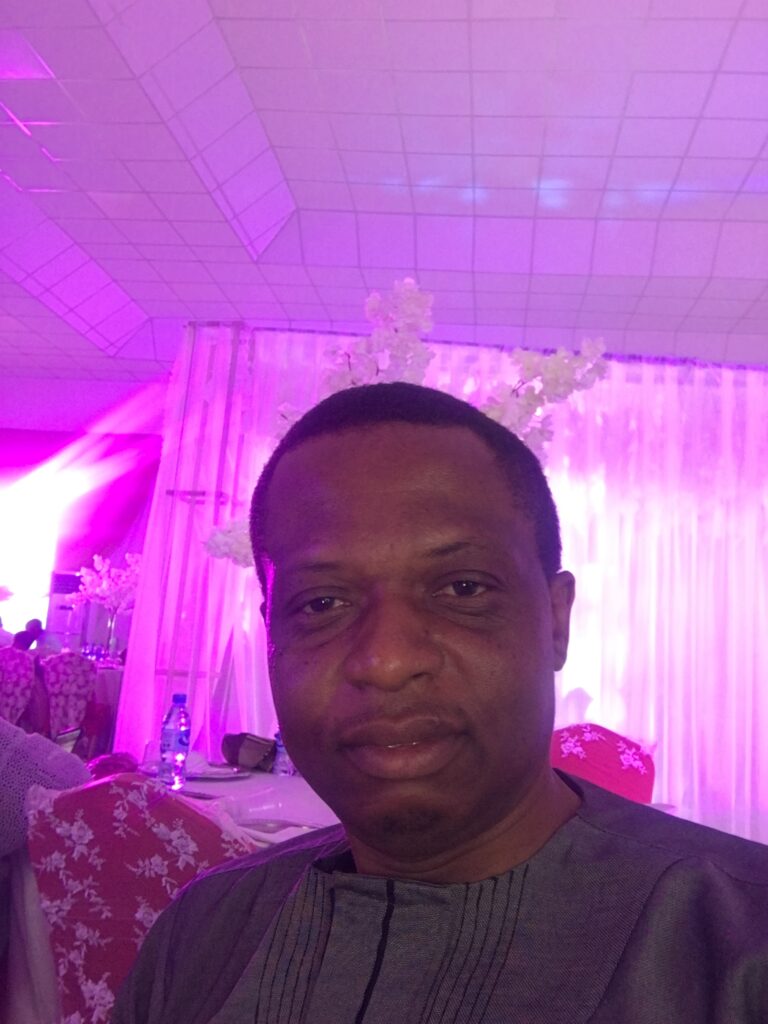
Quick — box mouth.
[338,716,466,781]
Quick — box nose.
[343,593,443,692]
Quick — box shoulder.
[173,823,349,909]
[569,774,768,886]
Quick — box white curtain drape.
[116,326,768,842]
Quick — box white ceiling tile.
[407,152,472,189]
[48,259,113,305]
[727,193,768,222]
[290,179,353,208]
[714,222,768,279]
[615,118,696,157]
[151,23,233,111]
[539,155,610,190]
[56,218,129,244]
[474,218,532,274]
[627,73,713,116]
[474,0,556,16]
[319,70,398,114]
[89,191,164,220]
[381,0,469,16]
[199,112,270,181]
[75,282,134,325]
[387,20,469,71]
[475,154,539,189]
[648,0,742,16]
[125,160,206,194]
[218,149,285,213]
[544,117,619,156]
[0,154,65,190]
[724,19,765,73]
[24,26,133,78]
[329,113,404,152]
[554,20,636,72]
[150,192,226,221]
[472,20,554,71]
[533,219,595,275]
[300,209,358,265]
[412,186,473,215]
[8,220,74,273]
[306,265,365,287]
[723,334,767,367]
[243,68,324,112]
[62,159,141,192]
[393,72,470,116]
[655,220,720,276]
[607,157,680,191]
[260,110,335,148]
[416,215,473,271]
[356,212,415,268]
[633,20,730,72]
[688,119,768,160]
[705,74,768,118]
[219,18,310,68]
[173,220,242,246]
[341,149,408,185]
[103,0,212,77]
[277,147,345,181]
[0,0,99,27]
[113,220,185,244]
[536,189,603,219]
[592,220,656,277]
[304,19,389,70]
[349,182,412,213]
[99,259,163,282]
[95,122,186,161]
[174,71,252,151]
[643,277,706,297]
[133,243,195,260]
[664,191,736,219]
[676,157,753,192]
[170,281,226,301]
[65,79,161,124]
[0,79,82,121]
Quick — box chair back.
[550,722,655,803]
[25,772,261,1022]
[0,647,35,725]
[41,652,97,739]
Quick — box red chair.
[25,772,261,1023]
[0,647,35,726]
[550,722,655,804]
[40,652,97,742]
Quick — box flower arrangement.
[72,553,142,616]
[206,279,607,567]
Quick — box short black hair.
[250,382,562,593]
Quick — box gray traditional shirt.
[113,776,768,1023]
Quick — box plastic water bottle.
[158,694,191,790]
[272,731,296,776]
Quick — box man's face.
[262,423,574,858]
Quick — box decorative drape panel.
[116,327,768,842]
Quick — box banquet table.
[178,768,339,845]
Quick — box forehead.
[262,423,532,554]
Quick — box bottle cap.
[172,693,187,704]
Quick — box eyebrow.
[285,540,492,576]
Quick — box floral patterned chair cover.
[0,647,35,725]
[40,652,97,740]
[550,722,655,804]
[25,772,261,1024]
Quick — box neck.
[345,769,581,884]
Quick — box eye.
[299,595,346,616]
[435,579,488,598]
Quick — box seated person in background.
[0,715,90,968]
[115,383,768,1024]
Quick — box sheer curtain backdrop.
[116,326,768,842]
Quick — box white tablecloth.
[179,770,339,845]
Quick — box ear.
[259,600,267,623]
[549,571,575,672]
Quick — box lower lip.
[342,733,464,780]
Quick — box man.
[115,383,768,1023]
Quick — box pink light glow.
[0,384,164,633]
